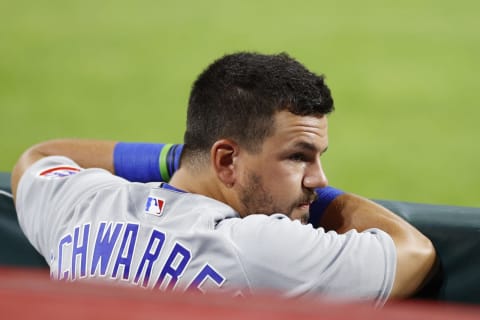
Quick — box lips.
[296,194,316,210]
[297,201,313,209]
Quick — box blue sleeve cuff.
[114,142,163,182]
[308,186,345,228]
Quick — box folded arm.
[12,139,183,199]
[11,139,116,199]
[318,192,437,299]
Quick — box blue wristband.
[308,186,345,227]
[113,142,183,182]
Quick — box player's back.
[55,181,249,294]
[16,157,248,294]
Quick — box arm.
[11,139,183,199]
[11,139,116,199]
[318,192,436,299]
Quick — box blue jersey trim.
[160,183,187,193]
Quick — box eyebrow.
[293,142,328,155]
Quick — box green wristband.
[159,144,174,181]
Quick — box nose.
[303,159,328,189]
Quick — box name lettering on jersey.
[38,166,82,179]
[54,222,225,293]
[188,264,226,293]
[145,197,165,217]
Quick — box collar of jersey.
[160,182,187,193]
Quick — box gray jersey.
[16,156,396,304]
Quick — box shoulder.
[18,156,125,194]
[218,213,318,240]
[216,214,323,272]
[16,156,129,232]
[222,213,396,267]
[217,214,396,301]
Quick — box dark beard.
[238,171,316,218]
[238,172,279,215]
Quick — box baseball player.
[12,52,436,306]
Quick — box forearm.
[319,193,410,234]
[24,139,116,171]
[11,139,183,199]
[319,193,436,298]
[12,139,116,199]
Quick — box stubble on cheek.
[238,172,287,216]
[239,172,317,224]
[238,171,313,222]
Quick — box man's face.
[234,110,329,223]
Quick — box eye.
[289,153,307,162]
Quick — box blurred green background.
[1,0,478,206]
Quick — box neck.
[169,163,246,217]
[169,167,226,204]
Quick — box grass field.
[1,0,479,206]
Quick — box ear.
[210,139,239,187]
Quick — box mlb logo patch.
[145,196,165,217]
[38,166,82,179]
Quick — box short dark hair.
[183,52,334,163]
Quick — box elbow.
[390,233,437,299]
[411,236,438,294]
